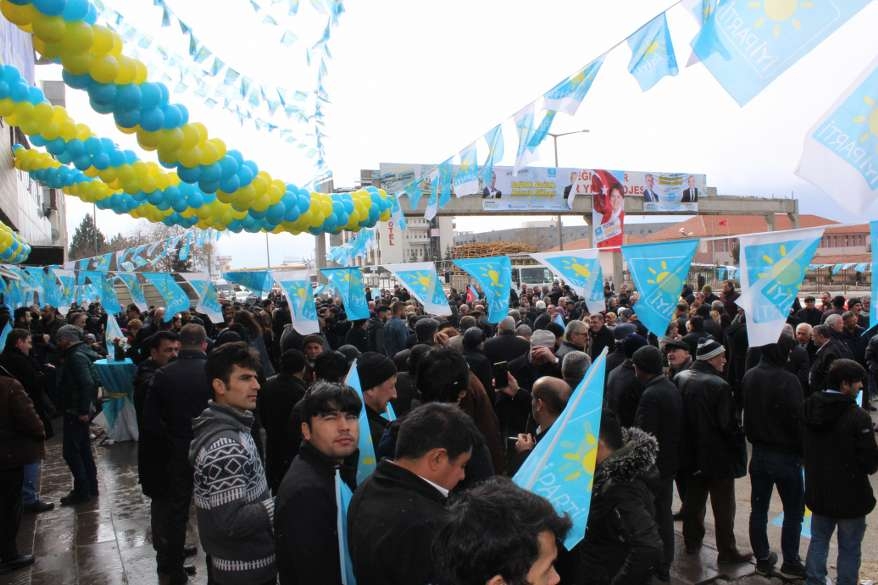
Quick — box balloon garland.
[0,0,393,235]
[0,219,31,264]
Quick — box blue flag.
[628,13,678,91]
[334,469,357,585]
[403,179,424,210]
[453,256,511,324]
[736,228,823,347]
[531,250,606,314]
[53,269,76,313]
[84,271,121,315]
[383,263,451,317]
[389,193,407,231]
[453,142,480,197]
[223,271,273,298]
[0,321,11,351]
[344,361,377,484]
[623,240,699,337]
[797,57,878,215]
[180,273,224,324]
[513,104,537,173]
[142,273,191,321]
[273,271,321,335]
[438,158,453,208]
[691,0,871,106]
[526,109,557,152]
[514,349,607,550]
[116,272,147,312]
[481,124,504,191]
[93,252,113,272]
[39,268,62,309]
[542,57,604,116]
[321,268,370,320]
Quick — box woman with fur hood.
[573,410,663,585]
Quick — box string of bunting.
[382,0,873,225]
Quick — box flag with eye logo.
[453,256,511,324]
[273,270,320,334]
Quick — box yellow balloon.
[137,130,161,151]
[133,61,148,84]
[62,53,92,76]
[179,147,200,169]
[32,14,66,42]
[89,55,119,85]
[116,56,136,84]
[90,26,115,56]
[157,128,184,154]
[180,125,199,150]
[61,21,94,53]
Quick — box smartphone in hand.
[492,361,509,389]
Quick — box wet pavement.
[1,422,876,585]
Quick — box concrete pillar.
[765,213,775,231]
[612,251,624,289]
[788,212,800,228]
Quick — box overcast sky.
[56,0,878,268]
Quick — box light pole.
[549,129,589,250]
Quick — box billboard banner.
[378,163,704,213]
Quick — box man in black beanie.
[632,345,682,581]
[357,352,398,449]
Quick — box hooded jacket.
[634,374,682,479]
[0,376,45,469]
[803,391,878,518]
[576,428,663,585]
[742,340,804,455]
[189,402,275,585]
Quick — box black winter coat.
[574,428,663,585]
[483,333,530,365]
[634,375,682,479]
[259,372,308,493]
[803,391,878,518]
[604,361,642,428]
[590,326,615,361]
[275,442,357,585]
[134,358,165,497]
[675,361,746,479]
[809,339,850,396]
[605,346,627,375]
[348,460,447,585]
[143,350,210,484]
[742,352,803,455]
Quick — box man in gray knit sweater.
[190,342,276,585]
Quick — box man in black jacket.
[356,352,397,449]
[604,334,647,428]
[633,346,682,581]
[576,411,663,585]
[275,382,361,585]
[348,403,478,585]
[259,349,308,494]
[741,335,806,577]
[483,317,530,365]
[809,324,851,396]
[675,339,751,564]
[803,359,878,585]
[588,313,614,361]
[143,324,210,585]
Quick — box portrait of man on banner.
[591,170,625,249]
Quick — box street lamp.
[548,129,590,251]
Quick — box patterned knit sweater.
[189,401,275,585]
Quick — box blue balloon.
[218,155,238,180]
[237,165,254,187]
[199,180,220,194]
[0,65,21,83]
[219,176,239,193]
[114,84,141,111]
[114,108,141,128]
[10,83,29,102]
[108,150,125,167]
[283,206,300,222]
[175,104,189,126]
[139,83,161,110]
[171,196,188,212]
[73,155,91,170]
[62,0,89,20]
[62,70,91,89]
[178,165,202,183]
[0,81,10,99]
[187,192,204,208]
[34,0,65,17]
[29,135,46,147]
[46,138,65,154]
[227,149,244,165]
[91,83,116,105]
[27,86,43,104]
[200,162,221,183]
[66,139,84,158]
[156,83,170,106]
[162,105,182,129]
[266,203,285,225]
[140,108,165,132]
[89,95,115,114]
[92,153,111,170]
[147,191,164,206]
[84,137,102,156]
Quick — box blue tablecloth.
[93,358,139,442]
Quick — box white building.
[0,23,68,264]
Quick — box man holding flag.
[275,381,361,585]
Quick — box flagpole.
[550,129,590,252]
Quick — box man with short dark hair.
[604,334,647,428]
[820,295,846,323]
[348,403,479,585]
[275,382,362,584]
[588,313,614,360]
[742,335,806,577]
[143,324,208,584]
[191,342,275,585]
[803,359,878,585]
[433,477,571,585]
[384,302,408,357]
[797,296,822,327]
[633,345,682,581]
[810,324,849,396]
[260,349,308,493]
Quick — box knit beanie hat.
[622,334,648,358]
[696,338,725,361]
[357,351,398,391]
[631,345,663,374]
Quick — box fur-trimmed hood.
[594,427,659,488]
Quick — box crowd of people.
[0,276,876,585]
